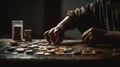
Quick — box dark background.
[0,0,95,39]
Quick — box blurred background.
[0,0,95,39]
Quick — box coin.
[10,40,19,46]
[44,52,52,56]
[16,48,25,53]
[55,51,64,55]
[35,52,44,55]
[7,47,16,52]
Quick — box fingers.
[44,28,56,44]
[82,27,94,38]
[48,28,56,44]
[44,27,64,45]
[82,27,95,44]
[83,32,94,44]
[54,28,64,44]
[44,31,51,44]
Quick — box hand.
[44,27,64,45]
[82,27,107,45]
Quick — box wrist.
[55,25,65,32]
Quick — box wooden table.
[0,39,120,66]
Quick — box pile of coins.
[4,40,83,56]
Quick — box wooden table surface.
[0,39,120,66]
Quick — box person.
[44,0,120,46]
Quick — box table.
[0,39,120,66]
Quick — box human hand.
[44,27,64,45]
[81,27,107,45]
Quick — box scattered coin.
[55,51,64,55]
[35,52,44,55]
[47,49,56,53]
[7,47,16,52]
[73,49,82,55]
[16,48,25,53]
[32,40,40,44]
[19,44,28,48]
[26,49,33,54]
[28,45,39,48]
[10,40,19,46]
[11,52,18,55]
[44,52,52,56]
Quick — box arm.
[55,16,77,31]
[44,16,78,44]
[44,0,103,44]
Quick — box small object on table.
[34,52,44,55]
[10,40,19,46]
[27,45,39,49]
[32,40,40,44]
[38,46,47,51]
[19,44,28,48]
[64,48,73,53]
[12,20,23,42]
[7,46,16,52]
[25,49,34,55]
[16,48,25,53]
[73,49,82,55]
[47,49,56,53]
[24,29,32,42]
[82,47,97,55]
[59,46,67,51]
[44,52,52,56]
[55,50,65,55]
[11,52,18,55]
[91,50,97,55]
[46,45,56,49]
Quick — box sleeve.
[104,31,120,46]
[66,0,102,33]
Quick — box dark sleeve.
[104,31,120,46]
[67,0,104,33]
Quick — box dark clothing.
[67,0,120,33]
[67,0,120,45]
